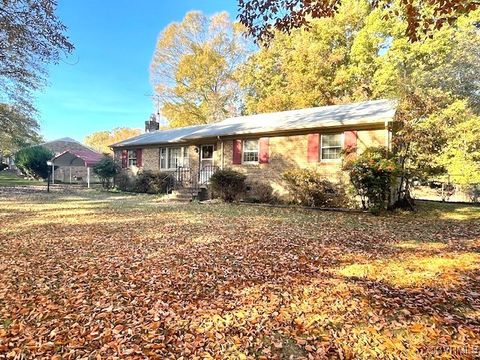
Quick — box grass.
[0,171,46,186]
[0,190,479,359]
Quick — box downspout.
[217,136,224,170]
[385,118,391,152]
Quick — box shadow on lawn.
[343,268,480,322]
[1,191,480,357]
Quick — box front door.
[200,144,214,184]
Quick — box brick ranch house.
[111,99,397,199]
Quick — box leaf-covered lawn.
[0,172,45,187]
[0,191,479,359]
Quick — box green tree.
[239,0,389,114]
[371,9,480,188]
[84,128,142,154]
[15,146,54,180]
[240,2,480,189]
[238,0,479,43]
[150,11,251,127]
[0,0,74,113]
[344,147,400,213]
[93,156,119,189]
[0,104,42,160]
[437,107,480,185]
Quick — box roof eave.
[183,116,394,140]
[111,116,394,148]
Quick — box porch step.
[170,188,200,202]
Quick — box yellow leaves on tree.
[84,127,141,154]
[150,11,251,127]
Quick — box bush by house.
[111,99,397,205]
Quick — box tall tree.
[15,145,54,180]
[0,0,74,112]
[239,1,480,187]
[84,128,142,154]
[372,9,480,186]
[0,104,42,158]
[238,0,479,43]
[150,11,251,127]
[239,0,389,113]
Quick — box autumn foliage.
[0,190,479,358]
[344,147,400,213]
[237,0,480,43]
[283,169,349,208]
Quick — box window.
[160,147,188,170]
[242,139,259,163]
[321,133,343,160]
[128,150,137,166]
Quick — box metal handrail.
[172,165,219,190]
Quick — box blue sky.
[36,0,238,142]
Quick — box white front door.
[200,145,214,184]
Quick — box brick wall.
[113,127,388,199]
[357,129,387,152]
[188,146,199,171]
[114,146,198,173]
[142,148,159,171]
[221,128,387,198]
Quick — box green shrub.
[210,169,246,202]
[343,147,400,214]
[15,146,54,179]
[133,171,174,194]
[93,155,119,189]
[282,168,349,207]
[465,184,480,203]
[115,172,134,192]
[246,181,276,204]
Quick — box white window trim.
[320,133,344,162]
[242,139,259,164]
[159,146,189,170]
[127,150,137,166]
[200,144,215,166]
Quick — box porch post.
[87,167,90,188]
[52,163,55,184]
[69,167,72,183]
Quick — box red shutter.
[136,149,142,167]
[307,133,320,163]
[259,137,269,164]
[121,150,128,168]
[344,130,357,154]
[232,140,242,165]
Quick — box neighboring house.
[40,137,103,184]
[0,153,16,170]
[111,99,397,198]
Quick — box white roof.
[112,99,396,148]
[111,125,206,147]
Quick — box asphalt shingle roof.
[111,99,397,148]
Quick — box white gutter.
[217,136,224,170]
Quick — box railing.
[173,166,193,189]
[199,165,219,186]
[172,165,219,190]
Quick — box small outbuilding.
[51,150,103,187]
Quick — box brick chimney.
[145,114,159,133]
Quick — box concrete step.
[170,196,193,202]
[169,188,199,202]
[172,194,194,200]
[172,188,199,195]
